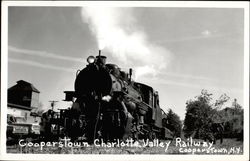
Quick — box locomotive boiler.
[52,50,170,142]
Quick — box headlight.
[87,56,95,64]
[102,95,112,102]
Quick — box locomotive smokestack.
[99,50,101,56]
[96,50,106,66]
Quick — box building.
[7,80,41,123]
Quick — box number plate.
[13,126,29,134]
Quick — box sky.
[7,7,244,120]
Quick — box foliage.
[183,89,230,138]
[165,109,182,137]
[231,98,242,111]
[184,90,212,137]
[219,99,243,140]
[214,94,230,109]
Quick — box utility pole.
[49,100,58,111]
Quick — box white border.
[1,1,249,161]
[1,1,9,159]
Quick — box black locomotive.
[41,50,173,142]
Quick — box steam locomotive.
[40,51,173,142]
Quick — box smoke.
[81,7,171,80]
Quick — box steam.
[81,7,171,80]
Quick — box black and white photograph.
[1,1,249,161]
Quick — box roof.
[134,82,153,91]
[8,80,40,93]
[8,103,32,110]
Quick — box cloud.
[81,7,172,79]
[161,72,217,82]
[8,45,83,63]
[158,32,237,44]
[134,66,157,80]
[201,30,212,37]
[9,58,75,72]
[140,74,243,95]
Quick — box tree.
[232,98,242,111]
[214,93,230,109]
[166,109,182,137]
[183,89,229,139]
[184,91,213,138]
[219,99,243,140]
